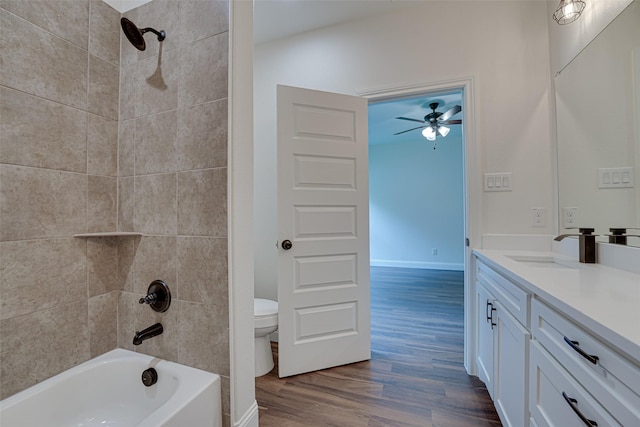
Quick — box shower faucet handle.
[139,280,171,312]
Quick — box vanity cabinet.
[474,250,640,427]
[475,260,531,427]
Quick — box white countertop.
[473,249,640,363]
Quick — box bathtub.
[0,349,222,427]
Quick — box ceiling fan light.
[438,126,450,137]
[422,127,436,141]
[553,0,586,25]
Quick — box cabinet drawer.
[532,298,640,426]
[530,340,621,427]
[476,260,530,327]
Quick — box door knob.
[281,240,293,250]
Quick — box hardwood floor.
[255,266,502,426]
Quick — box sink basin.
[506,254,575,269]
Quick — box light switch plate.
[598,167,634,188]
[484,173,512,192]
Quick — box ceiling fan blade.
[440,119,462,125]
[393,125,426,135]
[396,116,425,124]
[438,105,462,122]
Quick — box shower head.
[120,17,165,51]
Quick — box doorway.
[358,78,479,373]
[368,90,465,271]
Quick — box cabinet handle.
[563,336,599,365]
[486,301,497,329]
[562,391,598,426]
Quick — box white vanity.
[472,249,640,427]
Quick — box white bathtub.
[0,349,222,427]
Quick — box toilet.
[254,298,278,377]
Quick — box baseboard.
[370,259,464,271]
[234,400,259,427]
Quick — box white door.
[276,84,370,377]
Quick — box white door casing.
[277,85,370,377]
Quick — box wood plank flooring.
[255,266,502,426]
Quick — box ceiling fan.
[394,102,462,141]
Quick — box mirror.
[556,0,640,246]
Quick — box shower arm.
[140,27,166,42]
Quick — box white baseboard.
[234,400,259,427]
[370,259,464,271]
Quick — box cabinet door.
[494,300,530,427]
[476,283,495,398]
[529,341,621,427]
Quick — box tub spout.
[133,323,163,345]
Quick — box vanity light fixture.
[553,0,586,25]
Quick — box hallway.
[255,267,501,426]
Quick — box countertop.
[473,249,640,363]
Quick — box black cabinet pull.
[486,301,497,328]
[563,336,599,365]
[562,392,598,426]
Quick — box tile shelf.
[73,232,143,238]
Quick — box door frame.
[356,76,480,374]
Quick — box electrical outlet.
[562,207,579,228]
[432,248,438,255]
[531,207,545,227]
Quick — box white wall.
[254,1,554,299]
[370,130,464,270]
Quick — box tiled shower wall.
[0,0,230,421]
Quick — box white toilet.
[254,298,278,377]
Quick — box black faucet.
[133,323,163,345]
[554,227,596,263]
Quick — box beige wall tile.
[177,237,228,307]
[117,236,139,293]
[134,0,180,60]
[118,119,136,177]
[89,55,119,121]
[177,99,227,171]
[88,291,118,357]
[136,48,179,117]
[119,62,137,120]
[178,33,228,109]
[135,110,177,174]
[0,87,87,173]
[0,0,90,49]
[89,0,120,65]
[221,376,231,420]
[0,238,86,320]
[177,168,227,237]
[117,291,138,351]
[88,175,117,232]
[132,236,176,296]
[88,114,118,177]
[134,173,177,235]
[118,176,135,231]
[0,10,88,109]
[0,300,90,399]
[87,237,118,297]
[0,165,87,241]
[179,0,229,46]
[177,300,229,375]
